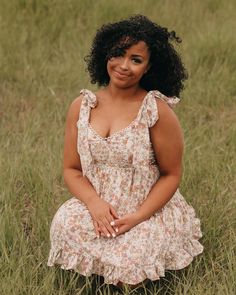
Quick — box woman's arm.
[136,99,183,221]
[63,96,97,204]
[63,96,118,237]
[112,99,183,233]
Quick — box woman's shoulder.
[65,94,84,124]
[66,88,98,123]
[151,90,180,108]
[149,90,181,130]
[69,88,97,107]
[67,88,96,113]
[69,94,83,112]
[149,91,183,151]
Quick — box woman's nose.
[119,57,129,70]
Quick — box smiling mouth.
[114,70,130,78]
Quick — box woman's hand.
[110,212,142,236]
[86,197,119,238]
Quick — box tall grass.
[0,0,235,294]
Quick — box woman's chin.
[109,78,137,89]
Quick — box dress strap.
[137,90,180,128]
[77,89,97,176]
[153,90,180,108]
[132,90,180,168]
[78,89,97,125]
[135,91,158,127]
[80,89,97,108]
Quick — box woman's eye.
[132,58,142,64]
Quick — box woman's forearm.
[136,173,181,222]
[63,168,99,206]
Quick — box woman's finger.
[110,219,119,233]
[98,221,112,238]
[115,225,128,236]
[93,220,100,238]
[103,217,117,237]
[106,214,119,233]
[110,206,119,219]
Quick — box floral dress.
[47,89,203,285]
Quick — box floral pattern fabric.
[47,89,203,285]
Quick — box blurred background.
[0,0,235,294]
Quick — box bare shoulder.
[150,98,184,148]
[66,94,83,123]
[153,98,182,132]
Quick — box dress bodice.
[76,89,179,176]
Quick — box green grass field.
[0,0,236,294]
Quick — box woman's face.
[107,41,150,89]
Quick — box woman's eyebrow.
[131,54,143,58]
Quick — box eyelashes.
[132,58,142,64]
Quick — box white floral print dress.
[47,89,203,285]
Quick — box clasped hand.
[87,197,141,238]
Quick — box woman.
[48,15,203,286]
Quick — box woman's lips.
[113,70,130,78]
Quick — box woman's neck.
[104,83,146,101]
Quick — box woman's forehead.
[125,41,149,55]
[106,37,149,60]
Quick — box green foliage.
[0,0,235,294]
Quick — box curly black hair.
[85,15,188,97]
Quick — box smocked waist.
[91,162,158,170]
